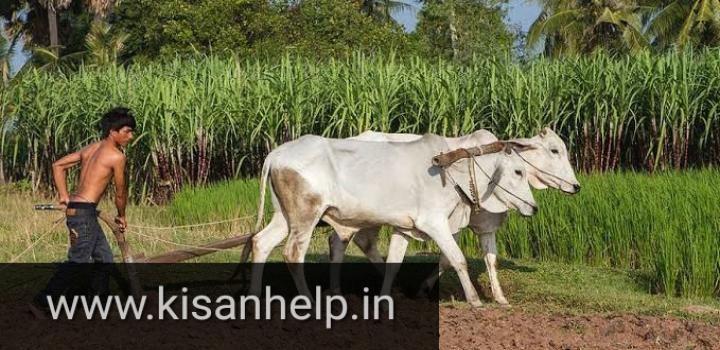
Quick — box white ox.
[328,127,580,305]
[247,133,538,306]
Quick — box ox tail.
[254,158,272,233]
[240,157,272,264]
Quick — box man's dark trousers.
[35,202,114,306]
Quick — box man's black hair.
[99,107,136,138]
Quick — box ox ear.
[504,140,537,153]
[540,127,557,138]
[478,167,510,213]
[479,194,507,213]
[528,175,548,190]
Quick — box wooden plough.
[35,204,253,263]
[34,204,254,295]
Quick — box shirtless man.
[31,107,135,316]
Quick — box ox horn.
[432,141,505,167]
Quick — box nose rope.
[439,149,537,211]
[470,154,538,210]
[514,151,577,188]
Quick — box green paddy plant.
[161,170,720,299]
[491,170,720,298]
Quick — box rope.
[471,154,538,209]
[515,150,577,187]
[127,214,255,230]
[126,229,245,252]
[441,150,536,210]
[3,216,64,265]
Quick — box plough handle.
[34,204,63,211]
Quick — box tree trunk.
[47,6,59,55]
[447,1,459,60]
[1,60,8,84]
[0,155,5,185]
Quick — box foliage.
[111,0,409,61]
[2,52,720,199]
[527,0,650,56]
[414,0,515,61]
[354,0,415,23]
[529,0,720,56]
[647,0,720,50]
[1,13,24,83]
[83,20,127,66]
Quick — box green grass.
[169,179,265,225]
[439,258,720,322]
[495,170,720,299]
[2,170,718,304]
[162,170,720,299]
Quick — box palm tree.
[0,12,23,84]
[37,0,119,55]
[30,20,126,70]
[527,0,650,56]
[84,20,127,66]
[357,0,415,23]
[647,0,720,49]
[38,0,71,55]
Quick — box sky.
[9,0,542,73]
[392,0,541,34]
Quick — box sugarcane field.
[1,1,720,349]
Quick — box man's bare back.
[71,141,125,203]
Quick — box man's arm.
[112,154,128,231]
[52,151,82,205]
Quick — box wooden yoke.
[432,141,506,168]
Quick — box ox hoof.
[469,299,483,308]
[495,298,510,307]
[414,285,433,299]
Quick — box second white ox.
[328,127,581,305]
[247,133,538,306]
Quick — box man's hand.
[58,194,70,206]
[115,216,127,233]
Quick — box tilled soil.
[3,301,720,349]
[440,306,720,350]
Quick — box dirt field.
[4,300,720,349]
[440,306,720,350]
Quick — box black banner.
[0,263,439,350]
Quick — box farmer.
[30,107,135,317]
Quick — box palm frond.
[622,21,650,50]
[530,8,584,48]
[646,1,688,44]
[676,1,701,48]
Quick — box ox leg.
[353,227,384,264]
[418,220,482,307]
[249,212,288,296]
[417,232,458,296]
[480,231,509,306]
[328,230,348,293]
[283,216,323,299]
[379,231,409,297]
[269,167,324,299]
